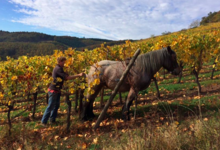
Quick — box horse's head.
[163,46,181,75]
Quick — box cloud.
[9,0,220,40]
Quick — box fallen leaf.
[183,128,188,132]
[109,133,113,137]
[34,129,38,132]
[64,137,68,141]
[77,134,83,137]
[66,145,71,148]
[17,147,22,150]
[194,96,201,99]
[152,102,158,106]
[203,118,208,121]
[174,121,179,125]
[167,100,172,104]
[119,119,124,123]
[93,137,98,144]
[82,143,87,149]
[122,129,126,133]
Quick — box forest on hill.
[200,11,220,25]
[0,31,131,60]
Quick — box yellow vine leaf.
[11,76,18,80]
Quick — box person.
[41,56,84,125]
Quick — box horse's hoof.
[121,113,131,121]
[121,115,128,121]
[79,116,88,122]
[87,113,95,119]
[121,117,126,121]
[127,115,131,121]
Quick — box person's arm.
[56,67,69,80]
[66,73,85,80]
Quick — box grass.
[157,70,220,85]
[140,77,220,95]
[103,116,220,150]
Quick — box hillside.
[0,31,130,60]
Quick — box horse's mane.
[135,47,171,75]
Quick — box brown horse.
[80,46,181,121]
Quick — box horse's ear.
[167,46,172,54]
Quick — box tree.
[200,11,218,25]
[150,34,155,38]
[189,20,200,28]
[161,31,171,35]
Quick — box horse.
[80,46,181,121]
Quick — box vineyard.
[0,22,220,149]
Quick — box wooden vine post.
[178,62,184,83]
[193,67,202,96]
[152,77,160,98]
[100,88,104,108]
[65,94,71,132]
[32,92,38,118]
[46,93,49,104]
[75,90,79,112]
[94,49,141,129]
[178,70,183,83]
[7,104,13,135]
[119,92,123,104]
[163,69,166,79]
[78,89,83,116]
[211,59,217,79]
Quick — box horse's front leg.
[78,89,84,116]
[86,83,104,119]
[80,100,89,121]
[79,94,95,121]
[122,88,137,120]
[87,96,95,118]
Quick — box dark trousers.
[41,91,61,124]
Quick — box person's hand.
[79,72,85,77]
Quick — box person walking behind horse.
[41,56,84,125]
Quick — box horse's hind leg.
[122,88,136,120]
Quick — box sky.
[0,0,220,40]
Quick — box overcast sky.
[0,0,220,40]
